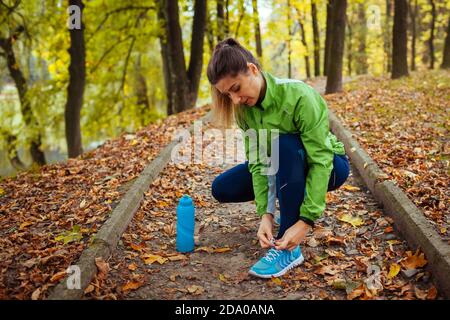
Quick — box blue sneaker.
[248,245,304,278]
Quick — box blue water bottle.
[176,194,195,253]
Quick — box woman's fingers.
[257,231,272,248]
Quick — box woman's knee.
[211,176,225,202]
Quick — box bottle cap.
[178,194,193,207]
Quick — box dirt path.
[84,80,439,300]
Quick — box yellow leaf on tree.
[388,263,401,279]
[142,254,168,265]
[342,185,361,192]
[338,213,364,227]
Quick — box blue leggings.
[211,133,350,239]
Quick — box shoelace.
[264,248,282,262]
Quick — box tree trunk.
[295,7,311,79]
[217,0,225,41]
[324,0,335,76]
[408,0,417,71]
[346,11,353,76]
[428,0,436,69]
[356,3,368,74]
[0,30,46,166]
[0,129,26,170]
[311,1,320,76]
[325,0,347,94]
[65,0,85,159]
[157,0,206,115]
[442,17,450,69]
[252,0,263,60]
[385,0,393,73]
[206,9,215,54]
[234,0,245,38]
[392,0,409,79]
[187,0,207,107]
[134,54,150,126]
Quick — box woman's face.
[214,62,263,107]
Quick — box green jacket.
[236,71,345,223]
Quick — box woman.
[206,38,350,279]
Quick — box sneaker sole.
[248,254,304,279]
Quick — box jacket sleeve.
[293,86,334,222]
[237,119,274,217]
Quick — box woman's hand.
[257,213,275,248]
[274,220,312,251]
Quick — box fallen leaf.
[84,284,95,294]
[19,221,33,230]
[50,271,67,283]
[170,273,180,282]
[426,286,438,300]
[387,263,401,279]
[95,257,110,277]
[342,185,360,192]
[400,249,427,270]
[31,288,41,300]
[214,247,232,253]
[55,225,83,244]
[347,283,365,300]
[414,286,428,300]
[218,274,228,282]
[142,254,168,265]
[167,254,187,261]
[128,263,138,271]
[271,278,282,285]
[122,281,144,292]
[338,213,364,227]
[186,285,204,295]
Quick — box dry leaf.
[95,257,110,276]
[342,185,360,192]
[84,284,95,294]
[338,213,364,227]
[186,285,204,295]
[142,254,168,265]
[167,254,187,261]
[387,263,401,279]
[31,288,41,300]
[401,249,427,270]
[50,271,67,283]
[122,281,144,292]
[19,221,33,230]
[128,263,138,271]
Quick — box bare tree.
[428,0,436,69]
[325,0,347,93]
[252,0,262,60]
[392,0,409,78]
[311,0,320,76]
[0,26,46,165]
[65,0,85,158]
[324,0,335,76]
[157,0,206,115]
[442,16,450,69]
